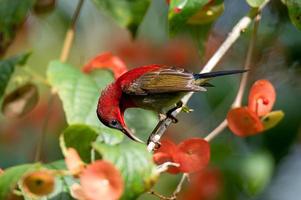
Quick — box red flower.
[248,79,276,117]
[177,138,210,173]
[153,140,181,174]
[82,52,128,79]
[227,107,264,137]
[153,138,210,174]
[71,160,124,200]
[180,168,222,200]
[227,79,282,137]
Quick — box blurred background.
[1,0,301,199]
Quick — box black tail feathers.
[194,69,247,79]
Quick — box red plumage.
[97,64,245,142]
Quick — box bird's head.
[97,83,143,143]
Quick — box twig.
[34,95,55,161]
[172,173,188,198]
[156,162,180,174]
[149,174,188,200]
[147,1,269,151]
[60,0,84,62]
[204,14,261,142]
[148,190,173,200]
[34,0,84,161]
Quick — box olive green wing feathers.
[122,68,206,95]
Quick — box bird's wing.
[122,67,205,95]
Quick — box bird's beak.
[121,126,144,144]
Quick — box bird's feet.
[166,101,183,123]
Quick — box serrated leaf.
[93,142,158,200]
[92,0,150,36]
[47,61,110,128]
[262,110,284,131]
[168,0,209,34]
[62,124,98,163]
[246,0,265,7]
[0,53,30,98]
[0,0,35,55]
[284,0,301,30]
[47,60,157,144]
[0,163,39,199]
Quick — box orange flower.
[248,79,276,117]
[0,168,3,176]
[22,170,55,197]
[227,107,264,137]
[180,167,222,200]
[82,52,128,79]
[177,138,210,173]
[71,160,124,200]
[153,138,210,174]
[153,140,181,174]
[65,148,85,176]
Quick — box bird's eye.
[111,120,118,126]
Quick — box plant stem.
[34,95,54,161]
[147,1,269,151]
[60,0,84,62]
[204,14,261,142]
[34,0,84,161]
[172,173,188,198]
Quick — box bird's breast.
[122,92,186,113]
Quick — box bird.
[97,64,246,143]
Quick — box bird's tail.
[194,69,247,79]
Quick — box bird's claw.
[182,105,193,113]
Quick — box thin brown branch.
[204,14,262,142]
[147,0,269,151]
[172,173,188,198]
[34,0,84,161]
[149,173,188,200]
[60,0,84,62]
[148,190,173,200]
[34,95,55,161]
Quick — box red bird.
[97,65,245,142]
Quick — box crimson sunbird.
[97,65,246,142]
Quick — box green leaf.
[246,0,265,7]
[262,110,284,131]
[46,160,76,200]
[0,53,30,98]
[62,124,98,163]
[47,60,110,128]
[47,61,125,145]
[92,0,151,36]
[284,0,301,30]
[0,0,35,55]
[168,0,209,34]
[239,152,274,196]
[125,109,158,141]
[0,163,38,199]
[137,0,169,43]
[93,142,158,200]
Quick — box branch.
[204,14,261,142]
[34,0,84,161]
[149,173,188,200]
[171,173,188,198]
[147,1,269,151]
[60,0,84,62]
